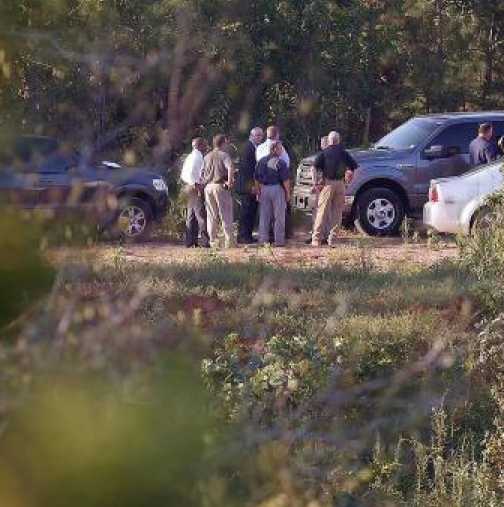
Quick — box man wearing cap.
[311,131,357,247]
[469,123,499,167]
[237,127,264,244]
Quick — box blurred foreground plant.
[0,209,54,330]
[459,188,504,315]
[0,357,227,507]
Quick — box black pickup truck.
[0,136,169,241]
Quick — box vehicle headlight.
[152,178,168,192]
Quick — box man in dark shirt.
[237,127,264,244]
[469,123,499,167]
[255,141,291,247]
[311,131,357,247]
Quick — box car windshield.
[374,118,441,151]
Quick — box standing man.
[180,137,210,248]
[305,135,330,244]
[255,141,291,247]
[202,134,236,248]
[469,123,499,167]
[311,131,357,247]
[237,127,264,244]
[256,125,292,238]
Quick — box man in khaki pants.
[202,134,236,248]
[311,131,357,247]
[180,137,210,248]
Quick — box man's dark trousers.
[237,139,259,242]
[185,186,210,247]
[238,193,258,242]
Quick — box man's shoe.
[321,239,328,246]
[304,237,313,245]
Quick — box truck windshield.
[374,118,440,151]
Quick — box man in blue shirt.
[255,141,291,247]
[469,123,499,167]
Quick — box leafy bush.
[372,408,502,506]
[459,186,504,315]
[0,210,55,330]
[202,333,336,422]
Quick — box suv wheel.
[355,187,404,236]
[115,197,153,242]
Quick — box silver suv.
[293,112,504,235]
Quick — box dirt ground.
[54,229,459,271]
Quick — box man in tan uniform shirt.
[202,134,236,248]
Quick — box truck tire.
[354,187,404,236]
[113,197,153,243]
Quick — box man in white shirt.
[256,126,290,168]
[180,137,210,248]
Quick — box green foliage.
[372,408,501,506]
[2,0,504,162]
[202,333,334,421]
[459,186,504,315]
[0,210,54,330]
[0,357,230,507]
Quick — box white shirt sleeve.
[256,140,290,168]
[256,141,268,162]
[180,151,204,185]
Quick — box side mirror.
[423,145,445,160]
[423,145,461,160]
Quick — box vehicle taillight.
[429,185,439,203]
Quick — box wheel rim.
[118,205,147,237]
[366,198,396,230]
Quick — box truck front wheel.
[354,187,404,236]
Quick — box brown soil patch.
[50,230,459,272]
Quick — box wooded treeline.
[1,0,504,164]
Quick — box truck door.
[37,155,73,208]
[415,122,478,208]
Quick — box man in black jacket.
[237,127,264,244]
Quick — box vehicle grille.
[296,163,312,185]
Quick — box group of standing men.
[180,126,292,248]
[180,124,358,249]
